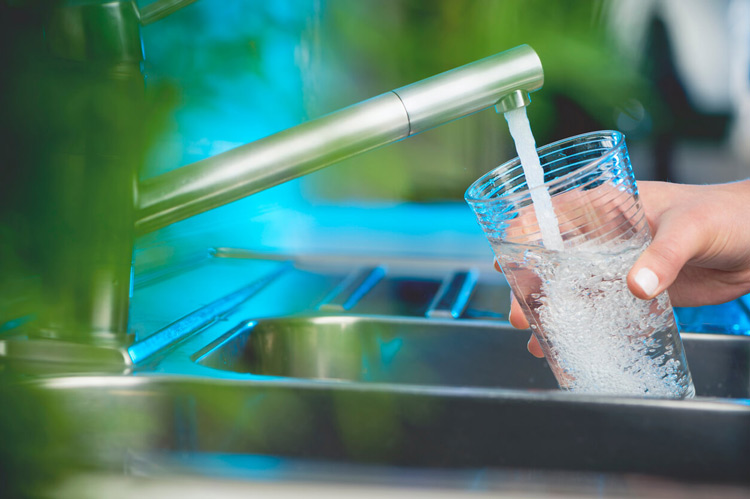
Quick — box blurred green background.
[136,0,747,204]
[139,0,648,202]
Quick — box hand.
[627,179,750,306]
[500,179,750,358]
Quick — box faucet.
[136,46,543,232]
[30,0,543,353]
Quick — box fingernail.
[634,267,659,297]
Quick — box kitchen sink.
[194,315,750,399]
[17,315,740,485]
[24,329,750,486]
[4,254,750,490]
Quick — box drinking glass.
[465,131,695,398]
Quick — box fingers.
[627,211,704,300]
[493,258,501,272]
[496,258,545,359]
[509,292,544,358]
[508,293,529,329]
[527,335,544,358]
[495,259,525,328]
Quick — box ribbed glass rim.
[464,130,625,204]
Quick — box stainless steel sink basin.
[3,314,748,490]
[23,364,750,487]
[195,316,559,390]
[195,315,750,399]
[155,314,748,485]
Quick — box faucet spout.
[135,44,543,234]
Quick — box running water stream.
[503,107,564,251]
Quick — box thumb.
[627,216,703,300]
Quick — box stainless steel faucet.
[38,0,543,349]
[136,46,543,233]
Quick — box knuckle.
[648,240,683,268]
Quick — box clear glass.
[465,131,695,398]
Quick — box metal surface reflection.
[193,315,750,398]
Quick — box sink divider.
[426,270,479,319]
[317,266,387,312]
